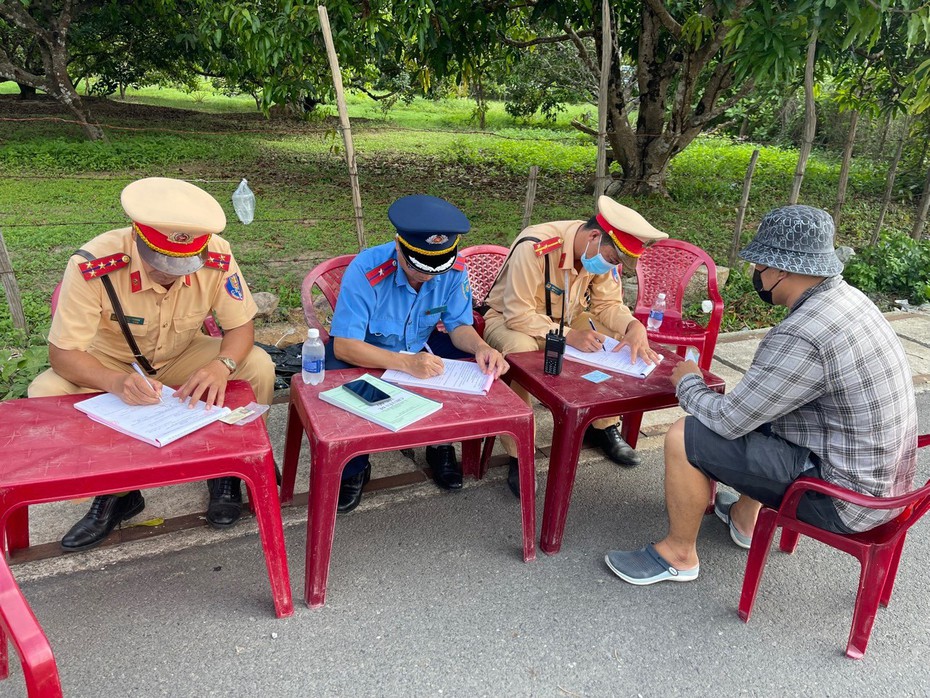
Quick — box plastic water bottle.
[232,178,255,225]
[302,328,325,385]
[647,292,666,331]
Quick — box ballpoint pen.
[131,362,163,402]
[588,318,606,351]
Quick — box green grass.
[0,81,921,348]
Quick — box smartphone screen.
[342,379,392,405]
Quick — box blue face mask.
[581,235,616,275]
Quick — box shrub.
[0,329,50,400]
[844,232,930,305]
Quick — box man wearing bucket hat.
[605,204,917,587]
[483,195,668,498]
[326,194,509,513]
[29,177,275,551]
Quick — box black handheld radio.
[543,275,568,375]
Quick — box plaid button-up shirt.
[677,276,917,532]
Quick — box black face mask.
[752,267,783,305]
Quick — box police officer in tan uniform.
[483,196,668,497]
[29,177,275,551]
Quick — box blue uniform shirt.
[330,242,473,353]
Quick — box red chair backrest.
[300,255,357,344]
[459,245,509,308]
[0,555,63,697]
[50,283,62,318]
[634,239,723,323]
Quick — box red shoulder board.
[533,237,562,257]
[452,256,466,272]
[79,253,130,281]
[366,258,398,286]
[204,252,231,271]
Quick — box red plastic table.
[0,380,293,619]
[281,369,537,608]
[506,349,726,555]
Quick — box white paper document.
[564,336,662,378]
[75,386,231,447]
[381,358,495,396]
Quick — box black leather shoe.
[206,477,243,529]
[338,463,371,514]
[426,444,462,491]
[506,457,521,499]
[61,490,145,552]
[589,425,641,467]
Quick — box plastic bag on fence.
[255,341,303,390]
[232,178,255,224]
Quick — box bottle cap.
[307,328,319,339]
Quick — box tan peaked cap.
[597,195,668,243]
[121,177,226,237]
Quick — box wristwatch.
[217,356,237,374]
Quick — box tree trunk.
[789,28,818,204]
[16,82,37,99]
[875,111,892,158]
[833,110,859,228]
[871,120,908,245]
[912,164,930,241]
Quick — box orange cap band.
[595,214,645,258]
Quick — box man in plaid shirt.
[605,205,918,586]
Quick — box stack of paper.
[381,358,495,396]
[318,374,442,432]
[564,336,662,378]
[75,386,231,447]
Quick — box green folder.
[318,373,442,432]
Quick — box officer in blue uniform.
[327,195,510,512]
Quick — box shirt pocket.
[102,314,151,339]
[173,312,206,343]
[368,318,402,346]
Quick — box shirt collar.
[789,275,842,314]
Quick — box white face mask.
[580,234,616,275]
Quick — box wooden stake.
[0,228,27,331]
[833,110,859,227]
[594,0,612,203]
[729,149,760,268]
[318,5,365,251]
[872,118,910,245]
[789,27,818,205]
[912,163,930,241]
[522,166,539,230]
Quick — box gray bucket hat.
[739,205,843,276]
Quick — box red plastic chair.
[300,255,357,344]
[634,240,723,371]
[0,555,63,697]
[739,433,930,659]
[459,245,508,338]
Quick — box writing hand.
[404,352,445,379]
[113,372,164,406]
[566,328,606,353]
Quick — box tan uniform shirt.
[484,220,634,340]
[49,227,258,369]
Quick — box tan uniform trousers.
[29,333,275,406]
[483,310,620,457]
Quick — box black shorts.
[684,417,852,534]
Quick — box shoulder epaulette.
[366,258,397,286]
[78,252,130,281]
[452,256,466,272]
[204,252,231,271]
[533,237,563,257]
